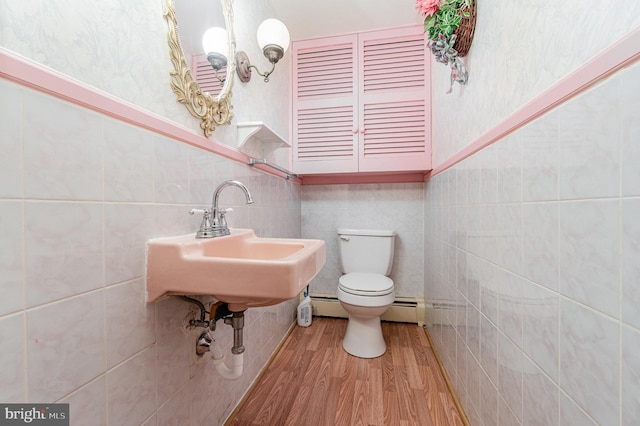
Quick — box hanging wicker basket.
[453,0,477,57]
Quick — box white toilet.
[337,228,395,358]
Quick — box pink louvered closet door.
[292,26,431,175]
[192,54,225,97]
[358,27,431,172]
[293,35,359,174]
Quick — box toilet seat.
[338,272,394,296]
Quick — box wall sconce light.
[202,26,228,84]
[236,18,290,83]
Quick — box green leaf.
[424,15,436,33]
[428,26,439,40]
[426,0,470,40]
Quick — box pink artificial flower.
[416,0,440,17]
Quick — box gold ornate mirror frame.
[163,0,236,137]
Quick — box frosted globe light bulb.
[256,19,290,54]
[202,27,228,60]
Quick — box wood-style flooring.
[227,317,465,426]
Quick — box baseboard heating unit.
[308,293,426,326]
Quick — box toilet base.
[340,302,390,358]
[343,316,386,358]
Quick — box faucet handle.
[217,207,233,228]
[189,208,214,238]
[189,208,211,216]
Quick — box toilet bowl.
[336,229,395,358]
[338,273,394,358]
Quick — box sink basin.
[145,229,326,310]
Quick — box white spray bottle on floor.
[297,286,312,327]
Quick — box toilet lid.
[339,273,394,296]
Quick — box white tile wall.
[0,80,23,198]
[60,377,107,426]
[425,60,640,425]
[622,326,640,425]
[621,64,640,197]
[560,299,619,425]
[26,292,106,403]
[0,201,23,315]
[558,200,620,317]
[0,314,26,402]
[25,202,104,306]
[622,198,640,329]
[103,121,155,203]
[0,78,301,424]
[301,183,425,298]
[23,91,103,200]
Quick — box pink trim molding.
[0,48,299,183]
[2,22,638,186]
[428,27,640,179]
[301,172,427,186]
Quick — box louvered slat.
[193,56,224,96]
[362,37,425,93]
[296,105,355,159]
[293,28,429,174]
[362,100,426,157]
[296,43,354,99]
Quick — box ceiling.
[175,0,424,61]
[268,0,424,41]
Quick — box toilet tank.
[337,229,395,275]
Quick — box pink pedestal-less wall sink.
[145,229,326,311]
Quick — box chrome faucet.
[190,180,254,238]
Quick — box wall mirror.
[163,0,236,137]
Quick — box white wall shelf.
[237,121,290,159]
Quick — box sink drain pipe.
[211,341,244,380]
[211,310,245,380]
[181,297,246,380]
